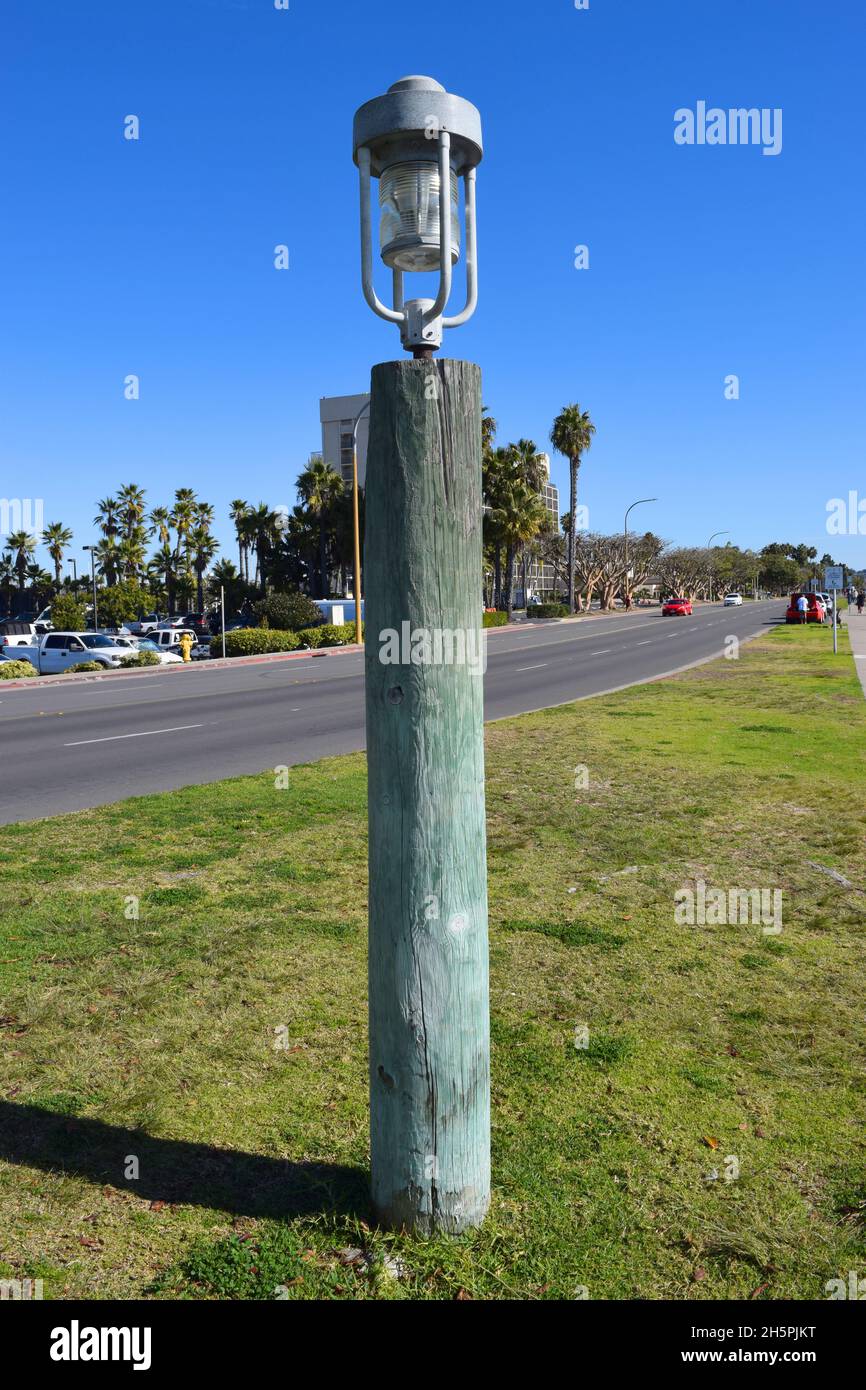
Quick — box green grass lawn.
[1,622,865,1300]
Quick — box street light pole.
[706,530,729,602]
[354,76,488,1234]
[82,546,98,629]
[623,497,656,606]
[351,399,370,646]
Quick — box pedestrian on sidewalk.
[857,591,865,616]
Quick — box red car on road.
[662,597,693,616]
[785,592,826,624]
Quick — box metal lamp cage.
[353,76,483,356]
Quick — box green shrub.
[67,661,104,673]
[49,593,87,631]
[533,602,569,619]
[335,621,364,644]
[119,649,161,668]
[482,611,509,628]
[254,591,322,632]
[212,628,302,659]
[296,625,323,649]
[0,658,37,679]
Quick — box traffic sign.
[825,565,844,590]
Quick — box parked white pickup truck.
[146,628,197,651]
[11,631,128,674]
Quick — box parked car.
[103,634,183,665]
[0,620,38,656]
[785,592,826,624]
[157,613,209,637]
[126,612,164,635]
[662,597,693,616]
[10,631,127,674]
[723,592,743,606]
[147,627,198,652]
[34,606,54,633]
[815,591,834,615]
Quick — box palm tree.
[509,440,547,601]
[297,456,344,598]
[42,522,73,585]
[257,503,284,592]
[189,526,219,611]
[94,496,120,539]
[0,552,16,614]
[170,490,198,599]
[229,500,251,580]
[210,557,244,614]
[550,404,596,612]
[93,536,121,587]
[481,407,497,462]
[25,564,53,606]
[149,506,171,547]
[6,530,37,591]
[148,544,175,612]
[489,468,546,620]
[239,510,258,586]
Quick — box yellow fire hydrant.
[178,631,194,664]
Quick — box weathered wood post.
[365,357,489,1233]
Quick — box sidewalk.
[843,608,866,699]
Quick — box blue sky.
[2,0,864,578]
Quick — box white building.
[319,393,370,488]
[512,453,562,605]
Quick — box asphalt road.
[0,601,783,824]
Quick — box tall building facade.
[319,393,370,487]
[511,452,562,606]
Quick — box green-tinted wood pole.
[365,357,490,1233]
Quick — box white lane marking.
[637,640,652,646]
[64,723,204,747]
[515,663,547,672]
[590,649,612,655]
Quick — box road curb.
[0,642,366,690]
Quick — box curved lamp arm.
[442,168,477,329]
[358,146,406,325]
[423,128,453,325]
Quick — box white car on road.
[723,592,743,606]
[108,635,183,665]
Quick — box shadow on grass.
[0,1101,370,1221]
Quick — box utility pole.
[351,398,369,646]
[83,546,98,630]
[623,497,656,606]
[354,76,488,1233]
[706,530,729,603]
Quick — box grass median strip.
[1,623,864,1300]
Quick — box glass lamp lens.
[379,161,460,272]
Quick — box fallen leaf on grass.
[702,1136,720,1149]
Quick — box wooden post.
[365,357,490,1234]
